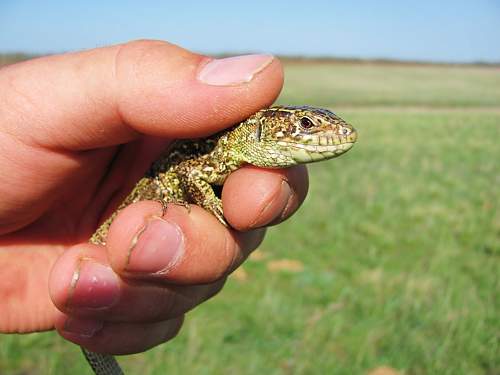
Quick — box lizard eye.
[300,117,314,129]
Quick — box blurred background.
[1,1,499,374]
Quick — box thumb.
[0,39,283,150]
[0,40,283,233]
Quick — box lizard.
[82,105,358,374]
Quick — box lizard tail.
[82,348,124,375]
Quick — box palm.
[0,137,171,333]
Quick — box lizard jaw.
[281,141,356,163]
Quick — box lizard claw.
[204,199,228,227]
[155,199,169,216]
[213,209,228,227]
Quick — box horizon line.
[1,51,499,68]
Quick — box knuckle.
[112,39,199,125]
[115,40,170,70]
[114,39,193,83]
[0,66,40,139]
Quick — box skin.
[0,40,309,355]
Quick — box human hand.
[0,40,309,354]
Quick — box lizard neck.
[225,117,297,168]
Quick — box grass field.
[1,60,499,374]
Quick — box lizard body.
[84,105,358,374]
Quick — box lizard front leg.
[182,169,227,226]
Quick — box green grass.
[1,61,499,374]
[278,62,500,108]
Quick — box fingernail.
[69,260,120,309]
[197,54,274,86]
[253,180,293,227]
[63,318,103,338]
[127,218,184,274]
[279,180,295,219]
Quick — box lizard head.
[254,105,357,165]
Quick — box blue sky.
[1,0,499,62]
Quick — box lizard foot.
[204,199,228,227]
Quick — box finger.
[49,243,226,322]
[106,201,266,284]
[223,165,309,230]
[55,314,184,355]
[0,39,283,150]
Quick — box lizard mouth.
[277,141,356,163]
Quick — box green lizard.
[83,105,358,374]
